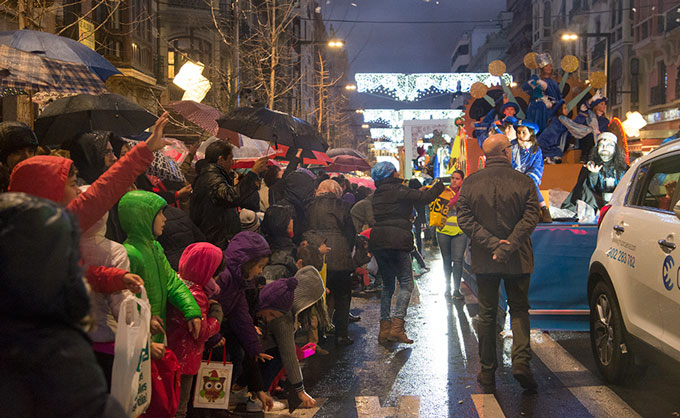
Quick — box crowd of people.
[0,113,441,417]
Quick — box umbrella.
[35,93,157,146]
[272,144,331,166]
[0,45,107,96]
[327,148,367,159]
[0,30,120,81]
[326,155,372,172]
[216,106,328,152]
[331,173,375,190]
[166,100,241,145]
[119,137,186,183]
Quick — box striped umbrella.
[0,45,107,95]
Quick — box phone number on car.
[605,247,636,268]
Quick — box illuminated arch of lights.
[355,73,513,102]
[363,109,464,142]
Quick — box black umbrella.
[35,93,157,146]
[216,106,328,152]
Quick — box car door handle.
[613,225,625,233]
[658,239,676,251]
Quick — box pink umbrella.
[166,100,241,146]
[326,155,372,172]
[330,173,375,190]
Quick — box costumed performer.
[509,120,551,223]
[573,92,609,163]
[561,132,628,215]
[522,53,562,132]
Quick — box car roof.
[638,138,680,164]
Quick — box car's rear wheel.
[589,280,637,384]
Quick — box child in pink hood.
[167,242,225,418]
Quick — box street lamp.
[298,38,345,48]
[561,31,611,97]
[361,124,370,129]
[345,84,357,91]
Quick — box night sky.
[319,0,506,108]
[320,0,507,75]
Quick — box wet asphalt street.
[251,244,680,418]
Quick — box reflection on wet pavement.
[260,244,680,418]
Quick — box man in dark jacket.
[190,140,267,249]
[0,193,126,418]
[369,162,444,344]
[0,121,38,192]
[457,133,540,392]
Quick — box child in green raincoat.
[118,190,201,352]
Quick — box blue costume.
[522,75,562,132]
[511,120,545,204]
[538,116,567,158]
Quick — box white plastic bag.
[111,287,152,417]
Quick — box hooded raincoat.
[167,242,223,375]
[0,193,126,418]
[8,144,155,292]
[214,231,271,358]
[118,190,200,342]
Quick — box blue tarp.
[463,222,598,331]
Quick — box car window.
[628,153,680,212]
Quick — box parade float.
[457,54,633,331]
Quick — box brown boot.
[389,317,414,344]
[378,319,392,343]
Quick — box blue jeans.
[374,250,414,321]
[437,232,467,294]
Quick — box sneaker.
[554,157,562,164]
[512,364,538,390]
[229,387,249,406]
[246,396,287,412]
[544,156,555,164]
[452,290,464,300]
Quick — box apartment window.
[611,57,622,105]
[168,50,176,79]
[543,2,551,27]
[131,42,140,64]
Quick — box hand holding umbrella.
[145,112,170,152]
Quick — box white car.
[588,139,680,383]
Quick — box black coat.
[370,177,444,252]
[306,193,356,271]
[190,163,259,249]
[456,157,540,275]
[0,193,126,418]
[269,171,316,242]
[158,205,206,270]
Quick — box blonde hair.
[316,179,343,198]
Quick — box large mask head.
[597,132,618,163]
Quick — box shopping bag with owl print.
[111,288,152,417]
[192,348,233,409]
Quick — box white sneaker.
[246,396,287,412]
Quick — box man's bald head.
[483,134,511,158]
